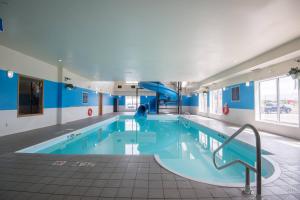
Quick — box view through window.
[198,92,208,113]
[258,76,299,125]
[18,75,43,116]
[209,89,222,114]
[125,96,140,110]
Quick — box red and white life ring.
[88,108,93,116]
[223,103,229,115]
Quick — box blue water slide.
[134,82,178,117]
[134,104,148,118]
[138,82,178,100]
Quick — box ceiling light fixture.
[58,59,62,62]
[7,70,14,78]
[125,81,138,84]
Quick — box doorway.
[113,97,119,112]
[99,93,103,115]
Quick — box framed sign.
[231,86,240,101]
[82,92,88,104]
[0,18,3,32]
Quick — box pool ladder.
[212,124,262,198]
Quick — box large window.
[198,92,208,113]
[18,75,43,116]
[257,76,299,125]
[209,89,222,115]
[125,96,140,110]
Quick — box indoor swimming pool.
[18,115,279,186]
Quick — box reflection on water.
[38,117,274,184]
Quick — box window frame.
[256,75,300,127]
[17,74,44,117]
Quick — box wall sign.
[82,92,88,104]
[0,18,3,32]
[231,86,240,101]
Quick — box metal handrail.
[212,124,262,196]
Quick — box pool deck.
[0,113,299,200]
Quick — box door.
[99,93,103,115]
[113,98,119,112]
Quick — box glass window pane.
[18,76,43,116]
[279,77,299,125]
[217,89,222,114]
[125,96,140,110]
[259,79,278,121]
[199,93,208,113]
[209,89,222,114]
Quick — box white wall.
[0,45,58,82]
[0,109,58,137]
[103,105,114,115]
[0,45,59,136]
[61,106,99,124]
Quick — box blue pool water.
[20,115,276,186]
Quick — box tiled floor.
[0,113,300,200]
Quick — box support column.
[56,65,63,124]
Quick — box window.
[125,96,140,110]
[82,92,88,104]
[257,76,299,125]
[209,89,222,114]
[231,86,240,101]
[18,75,43,116]
[198,92,208,113]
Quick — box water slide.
[134,82,178,117]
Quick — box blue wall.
[0,68,255,111]
[0,69,100,110]
[103,93,114,106]
[114,96,125,106]
[222,82,254,109]
[189,94,199,107]
[0,70,18,110]
[44,80,60,108]
[61,83,98,108]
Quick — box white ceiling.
[1,0,300,81]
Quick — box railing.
[212,124,262,197]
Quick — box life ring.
[223,103,229,115]
[88,108,93,116]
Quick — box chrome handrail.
[212,124,262,197]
